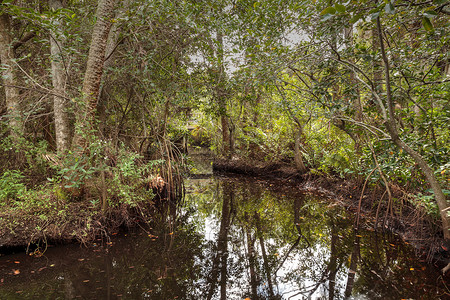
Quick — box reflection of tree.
[206,180,234,300]
[245,212,259,299]
[344,229,360,298]
[274,197,305,275]
[255,212,275,298]
[0,177,446,299]
[328,220,338,300]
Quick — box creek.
[0,153,448,299]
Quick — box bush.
[0,170,27,205]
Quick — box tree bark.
[376,18,450,239]
[294,127,307,173]
[50,0,71,152]
[371,26,382,107]
[98,0,129,136]
[74,0,115,146]
[0,13,22,138]
[345,26,362,154]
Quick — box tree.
[304,0,450,238]
[0,12,22,139]
[374,17,450,239]
[215,29,232,156]
[74,0,115,147]
[49,0,71,152]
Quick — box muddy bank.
[213,158,449,268]
[0,202,154,254]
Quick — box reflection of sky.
[185,177,363,299]
[0,176,441,299]
[172,175,444,299]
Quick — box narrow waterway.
[0,155,448,299]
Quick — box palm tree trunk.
[74,0,115,147]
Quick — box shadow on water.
[0,175,449,299]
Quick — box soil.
[213,157,450,270]
[0,201,154,255]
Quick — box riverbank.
[1,153,447,272]
[2,174,447,299]
[0,191,155,253]
[213,157,449,268]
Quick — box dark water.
[0,175,449,299]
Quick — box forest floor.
[213,157,450,269]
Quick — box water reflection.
[0,176,447,299]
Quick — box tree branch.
[12,32,35,51]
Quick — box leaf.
[321,13,334,21]
[350,13,362,23]
[370,12,380,20]
[335,4,346,13]
[423,10,438,19]
[385,3,395,14]
[320,7,336,16]
[422,17,434,31]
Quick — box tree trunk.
[294,127,307,173]
[216,30,231,157]
[50,0,71,152]
[0,13,22,138]
[371,27,382,107]
[345,26,362,154]
[376,18,450,239]
[74,0,115,146]
[98,0,129,136]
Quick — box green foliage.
[1,0,449,244]
[306,120,357,177]
[107,148,155,207]
[0,134,50,176]
[0,170,26,204]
